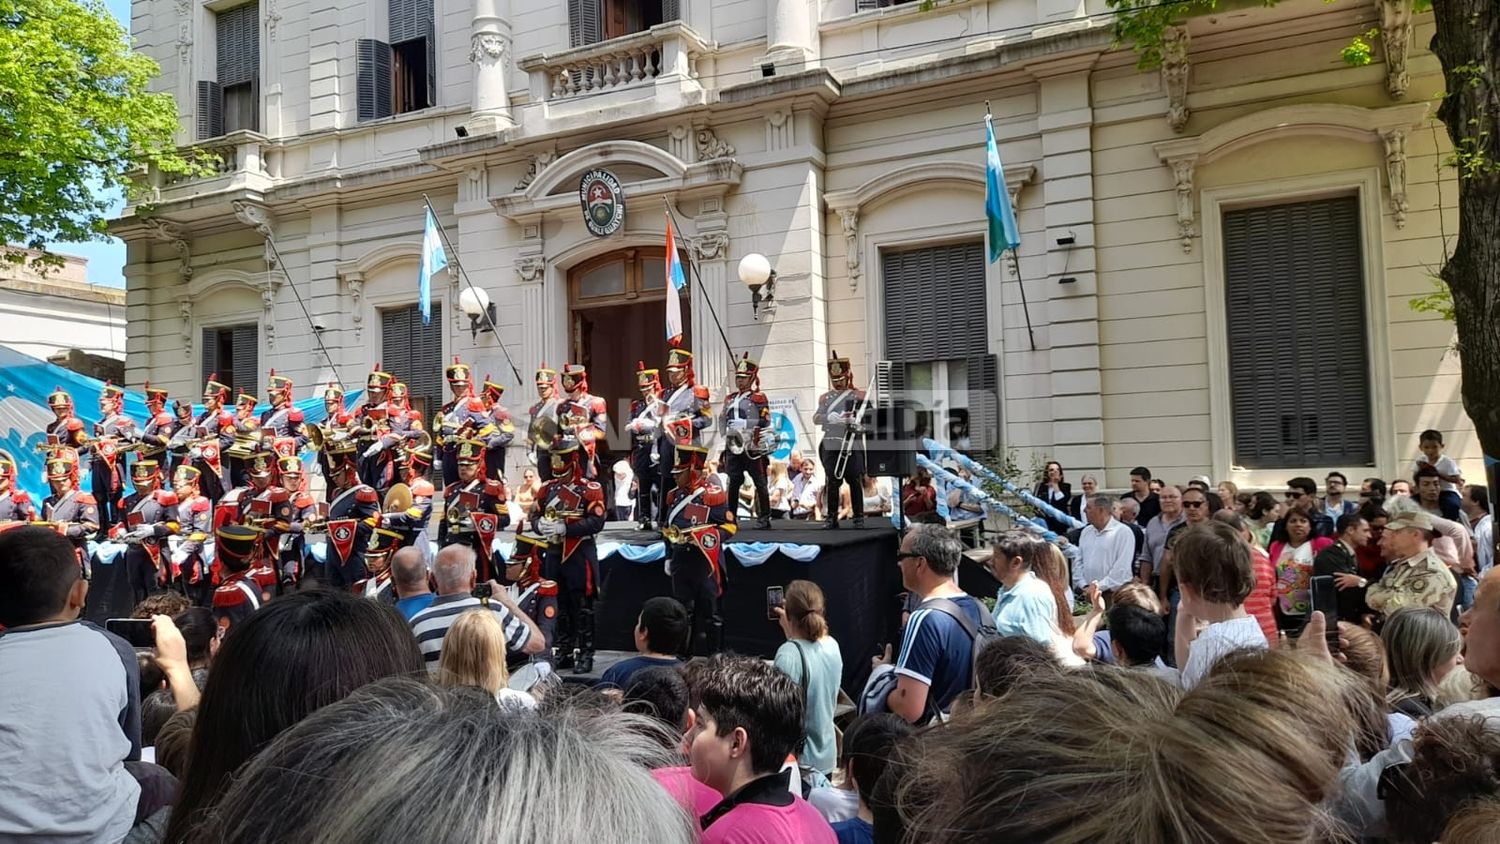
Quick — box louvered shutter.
[856,0,890,10]
[569,0,603,46]
[411,302,442,419]
[357,39,394,121]
[232,325,259,397]
[196,80,224,139]
[1223,196,1371,468]
[389,0,420,43]
[216,3,260,86]
[661,0,679,22]
[966,353,1000,453]
[424,20,437,110]
[882,242,986,362]
[201,328,220,386]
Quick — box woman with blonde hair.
[436,609,538,710]
[772,580,844,775]
[1382,607,1463,719]
[1031,544,1083,667]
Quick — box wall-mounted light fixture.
[737,253,777,318]
[458,286,495,341]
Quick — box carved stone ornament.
[1377,0,1413,99]
[347,276,365,342]
[1383,128,1410,228]
[177,297,193,359]
[469,32,506,64]
[264,0,281,40]
[839,209,860,291]
[516,254,545,283]
[1167,156,1197,253]
[1161,26,1190,133]
[695,128,735,161]
[233,200,277,267]
[515,152,556,191]
[176,22,192,63]
[690,231,730,262]
[262,285,277,350]
[143,217,193,283]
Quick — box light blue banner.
[0,344,359,505]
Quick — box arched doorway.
[568,247,692,419]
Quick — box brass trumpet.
[543,506,583,522]
[661,523,709,545]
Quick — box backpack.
[919,596,1002,683]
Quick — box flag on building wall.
[985,113,1021,264]
[419,208,448,325]
[664,214,688,346]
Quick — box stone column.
[764,0,816,70]
[468,0,513,133]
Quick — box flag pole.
[985,102,1035,351]
[420,194,526,387]
[261,234,346,391]
[662,197,737,375]
[1010,246,1035,351]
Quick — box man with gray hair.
[409,544,547,671]
[1113,496,1150,578]
[390,547,434,621]
[870,523,988,724]
[1075,494,1135,601]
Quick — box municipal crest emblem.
[333,524,353,543]
[701,531,718,550]
[579,169,625,237]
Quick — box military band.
[16,335,886,664]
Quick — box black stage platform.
[594,522,902,695]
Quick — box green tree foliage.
[0,0,199,264]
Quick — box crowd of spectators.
[3,423,1499,844]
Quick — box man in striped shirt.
[409,544,547,671]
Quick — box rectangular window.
[200,324,259,396]
[357,0,435,121]
[570,0,678,47]
[881,242,997,452]
[380,304,443,421]
[1222,195,1372,468]
[199,3,259,139]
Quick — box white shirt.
[1074,517,1136,592]
[1412,453,1463,494]
[1476,513,1494,574]
[1180,615,1268,689]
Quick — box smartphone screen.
[766,586,785,620]
[1309,575,1340,656]
[105,618,157,649]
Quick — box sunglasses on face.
[1183,500,1206,508]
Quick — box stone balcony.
[518,22,716,125]
[138,130,278,208]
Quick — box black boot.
[573,604,595,675]
[823,518,840,530]
[756,517,772,530]
[637,518,653,531]
[853,516,866,529]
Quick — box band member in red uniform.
[814,351,871,530]
[44,387,89,453]
[260,370,307,453]
[558,363,608,480]
[664,444,736,657]
[0,452,36,523]
[353,528,403,604]
[527,363,563,482]
[164,465,213,602]
[721,354,774,530]
[238,453,294,595]
[190,375,236,500]
[438,439,509,582]
[480,376,516,482]
[627,362,669,530]
[314,383,357,502]
[88,382,137,535]
[276,456,319,588]
[660,347,712,519]
[434,358,490,487]
[505,528,560,668]
[226,389,262,489]
[355,365,400,492]
[528,435,606,674]
[139,382,181,472]
[321,449,381,590]
[109,460,177,612]
[213,524,269,635]
[380,435,436,550]
[42,449,98,578]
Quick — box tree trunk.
[1429,0,1500,560]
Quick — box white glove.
[132,525,154,541]
[362,441,384,459]
[539,518,566,538]
[527,451,538,466]
[189,447,202,460]
[171,548,188,567]
[728,419,748,432]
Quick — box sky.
[43,0,139,289]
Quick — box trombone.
[833,374,877,479]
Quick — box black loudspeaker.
[866,401,920,477]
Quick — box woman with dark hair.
[161,588,424,843]
[1032,461,1073,535]
[1270,506,1334,632]
[1247,491,1281,549]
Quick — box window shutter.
[216,3,260,87]
[425,25,437,110]
[856,0,890,10]
[389,0,420,44]
[357,39,394,121]
[411,302,442,417]
[232,325,259,397]
[201,327,219,386]
[966,353,1000,453]
[661,0,680,22]
[876,359,906,405]
[1223,196,1371,468]
[196,80,224,139]
[881,242,986,362]
[568,0,603,46]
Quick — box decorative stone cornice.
[1377,0,1414,99]
[516,254,545,283]
[690,231,730,262]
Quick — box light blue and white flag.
[985,113,1021,264]
[419,207,449,325]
